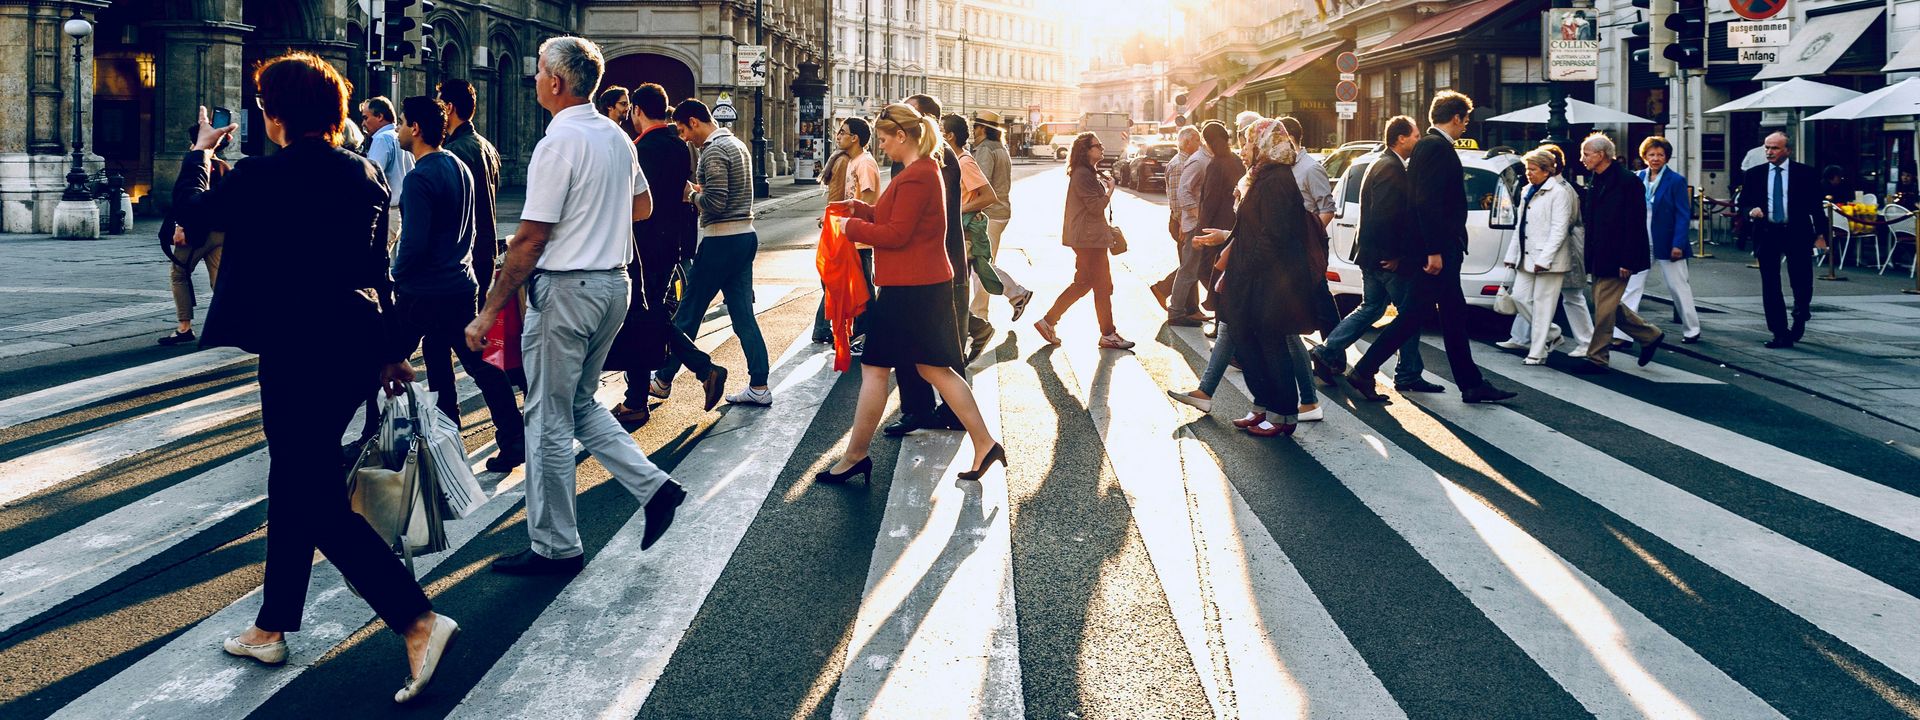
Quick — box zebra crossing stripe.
[1375,343,1920,689]
[1450,339,1920,544]
[0,385,260,508]
[448,333,839,719]
[831,361,1024,718]
[0,347,251,432]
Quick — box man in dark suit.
[1737,131,1826,348]
[1312,115,1434,391]
[1579,132,1664,367]
[1344,92,1516,404]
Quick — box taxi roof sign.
[1452,138,1480,150]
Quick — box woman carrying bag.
[168,53,457,704]
[1502,148,1580,365]
[1033,132,1135,350]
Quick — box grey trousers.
[522,269,674,560]
[1169,230,1215,318]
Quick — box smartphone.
[211,106,232,129]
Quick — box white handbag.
[346,383,451,568]
[1493,283,1518,315]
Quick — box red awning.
[1366,0,1525,56]
[1239,44,1342,91]
[1179,78,1222,112]
[1218,58,1285,99]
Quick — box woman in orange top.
[818,104,1005,484]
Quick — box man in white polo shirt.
[466,36,685,575]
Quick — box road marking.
[1,301,181,333]
[831,363,1022,719]
[0,287,175,298]
[1374,340,1920,691]
[448,333,839,719]
[1451,339,1920,544]
[0,347,252,431]
[0,341,70,359]
[0,385,260,508]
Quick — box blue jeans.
[656,232,770,386]
[1198,322,1317,406]
[1317,266,1424,385]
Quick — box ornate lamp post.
[958,30,969,116]
[54,9,99,240]
[752,0,771,198]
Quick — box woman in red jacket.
[818,104,1004,484]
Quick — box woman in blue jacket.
[1624,136,1702,343]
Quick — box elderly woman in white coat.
[1503,147,1582,365]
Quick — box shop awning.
[1219,59,1284,100]
[1885,29,1920,72]
[1754,7,1883,80]
[1178,78,1221,112]
[1238,44,1342,92]
[1365,0,1527,57]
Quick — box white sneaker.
[725,387,773,406]
[649,376,672,400]
[1494,340,1527,351]
[1297,406,1324,422]
[1167,389,1212,413]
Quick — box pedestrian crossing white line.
[1584,350,1723,384]
[1448,338,1920,544]
[0,347,252,431]
[1368,340,1920,690]
[0,301,182,333]
[0,385,260,508]
[449,332,839,719]
[831,362,1022,719]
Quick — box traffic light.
[378,0,434,66]
[1629,0,1676,77]
[404,0,435,67]
[1664,0,1706,70]
[367,1,385,65]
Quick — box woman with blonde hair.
[819,104,1005,483]
[1033,132,1135,350]
[1502,147,1581,364]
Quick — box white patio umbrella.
[1805,77,1920,121]
[1704,77,1862,114]
[1482,98,1654,125]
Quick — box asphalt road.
[3,162,1919,719]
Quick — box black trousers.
[1753,222,1813,339]
[1236,324,1301,415]
[1353,265,1486,391]
[395,291,525,454]
[257,351,432,633]
[627,240,713,407]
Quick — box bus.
[1033,121,1077,159]
[1079,112,1132,168]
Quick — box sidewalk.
[0,176,827,364]
[1639,244,1920,431]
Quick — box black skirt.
[860,282,963,369]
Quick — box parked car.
[1116,141,1179,191]
[1325,140,1524,311]
[1321,140,1382,183]
[1047,130,1078,161]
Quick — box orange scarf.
[816,205,868,371]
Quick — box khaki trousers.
[1586,275,1663,365]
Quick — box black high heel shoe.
[815,456,873,485]
[956,443,1006,481]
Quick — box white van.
[1078,112,1132,168]
[1325,141,1524,310]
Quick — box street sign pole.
[1335,51,1359,144]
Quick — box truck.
[1078,112,1132,168]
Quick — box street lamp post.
[53,9,99,240]
[752,0,771,198]
[958,30,969,116]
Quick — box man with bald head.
[1737,131,1825,348]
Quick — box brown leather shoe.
[611,403,650,426]
[701,366,729,412]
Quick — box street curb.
[754,184,828,216]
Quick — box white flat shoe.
[1568,347,1590,359]
[1523,356,1547,366]
[1494,340,1527,350]
[223,635,288,665]
[394,615,460,703]
[1167,390,1213,413]
[1297,406,1324,422]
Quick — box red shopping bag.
[817,205,869,371]
[482,294,523,373]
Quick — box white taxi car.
[1325,139,1523,311]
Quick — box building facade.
[827,0,929,121]
[923,0,1075,130]
[1079,58,1171,128]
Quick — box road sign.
[1336,51,1358,74]
[1335,80,1359,103]
[1335,101,1358,118]
[736,45,767,87]
[1728,20,1790,47]
[1731,0,1788,21]
[713,91,737,122]
[1338,72,1356,82]
[1739,47,1781,64]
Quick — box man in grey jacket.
[652,99,774,406]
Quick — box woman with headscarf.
[1192,119,1321,437]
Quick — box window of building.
[1433,59,1452,90]
[906,0,918,23]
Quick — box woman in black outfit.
[1194,118,1321,437]
[170,52,457,703]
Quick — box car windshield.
[1146,145,1178,161]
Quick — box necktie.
[1772,166,1786,224]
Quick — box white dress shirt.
[521,102,650,272]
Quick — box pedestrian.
[464,36,687,576]
[597,84,637,140]
[811,117,881,348]
[157,123,228,346]
[1737,131,1825,348]
[1501,147,1580,365]
[172,53,457,702]
[1631,136,1702,344]
[1156,124,1207,320]
[360,96,411,248]
[1235,111,1264,145]
[965,110,1035,347]
[1342,91,1517,404]
[386,95,525,470]
[608,84,728,425]
[1278,115,1343,340]
[940,113,1006,362]
[1309,115,1437,393]
[817,103,1005,484]
[1188,118,1320,437]
[1578,132,1666,367]
[1032,132,1135,351]
[1167,123,1219,327]
[436,79,504,313]
[1497,142,1596,358]
[649,99,775,406]
[884,93,973,437]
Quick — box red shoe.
[1246,419,1297,437]
[1231,412,1266,429]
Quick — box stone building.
[924,0,1075,129]
[827,0,929,121]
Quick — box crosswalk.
[4,210,1920,719]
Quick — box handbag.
[1493,282,1518,315]
[347,383,452,574]
[1106,206,1129,256]
[481,269,525,374]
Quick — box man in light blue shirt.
[361,96,414,246]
